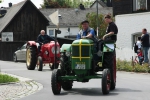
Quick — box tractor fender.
[26,41,37,48]
[60,44,71,52]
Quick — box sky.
[0,0,43,8]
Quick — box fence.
[0,42,25,61]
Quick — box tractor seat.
[104,40,116,44]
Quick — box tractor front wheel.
[26,46,37,70]
[51,69,61,95]
[102,68,111,95]
[62,81,73,90]
[37,56,43,71]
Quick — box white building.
[115,12,150,61]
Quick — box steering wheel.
[81,37,94,41]
[43,40,50,44]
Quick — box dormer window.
[133,0,147,11]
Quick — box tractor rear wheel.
[102,68,111,95]
[37,56,43,71]
[103,51,116,90]
[62,81,73,90]
[51,69,61,95]
[26,46,37,70]
[51,63,59,70]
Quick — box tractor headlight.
[51,46,60,54]
[65,51,70,57]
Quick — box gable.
[0,0,49,33]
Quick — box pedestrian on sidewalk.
[141,28,149,64]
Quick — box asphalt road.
[0,60,150,100]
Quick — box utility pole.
[96,0,99,37]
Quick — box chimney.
[9,2,12,7]
[79,4,85,10]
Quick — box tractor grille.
[72,46,90,57]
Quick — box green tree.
[80,13,108,38]
[41,0,93,8]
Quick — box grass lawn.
[0,73,19,83]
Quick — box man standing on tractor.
[97,14,118,56]
[37,30,55,52]
[103,14,118,41]
[76,20,96,39]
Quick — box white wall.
[91,3,103,8]
[115,12,150,61]
[46,26,80,38]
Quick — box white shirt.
[136,40,141,49]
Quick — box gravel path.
[0,73,43,100]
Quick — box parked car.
[13,43,39,62]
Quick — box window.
[133,0,147,11]
[49,30,54,36]
[20,44,26,50]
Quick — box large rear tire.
[51,69,61,95]
[26,46,37,70]
[103,51,116,90]
[62,81,73,90]
[102,68,111,95]
[51,63,59,70]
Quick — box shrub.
[116,59,150,73]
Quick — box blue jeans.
[138,56,143,65]
[142,47,149,63]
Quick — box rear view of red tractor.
[26,41,60,71]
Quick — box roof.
[0,0,48,33]
[40,7,112,27]
[90,0,107,8]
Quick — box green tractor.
[51,38,116,95]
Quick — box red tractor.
[26,41,60,71]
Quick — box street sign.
[1,32,13,42]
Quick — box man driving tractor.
[37,30,55,52]
[76,20,95,39]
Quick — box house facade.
[0,0,49,61]
[113,0,150,16]
[0,0,49,41]
[115,12,150,61]
[113,0,150,61]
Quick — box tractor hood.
[72,39,94,45]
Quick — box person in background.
[141,28,149,64]
[135,37,143,65]
[37,30,55,52]
[136,37,142,51]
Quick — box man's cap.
[81,20,89,24]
